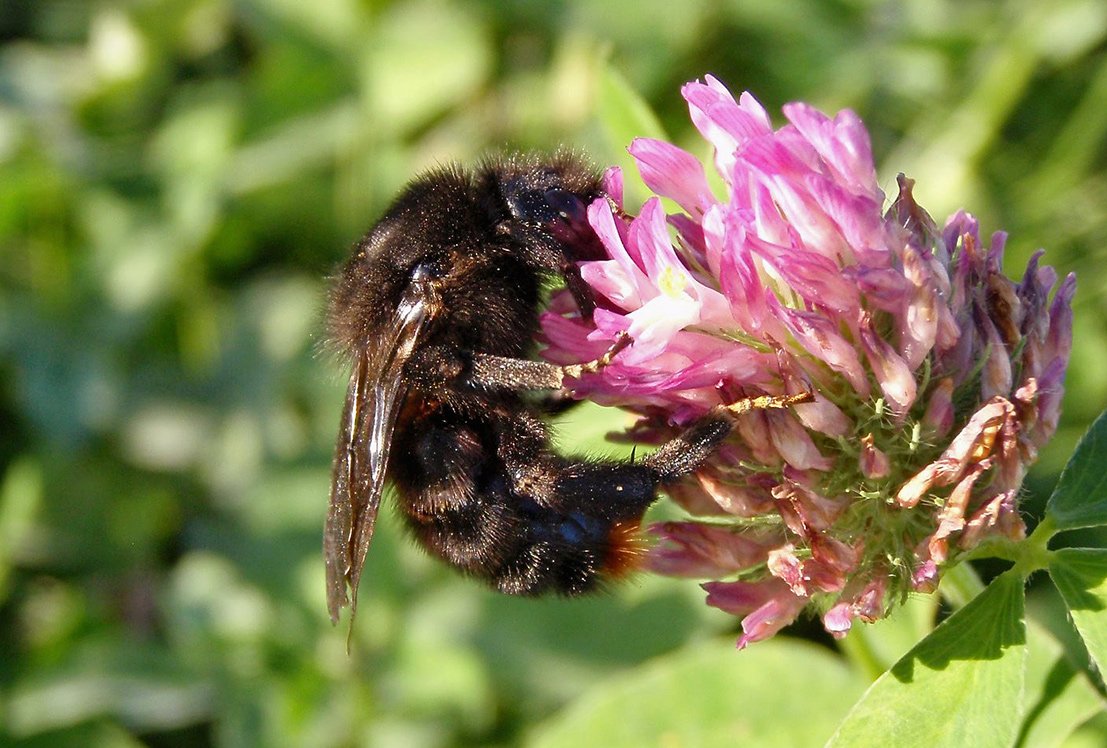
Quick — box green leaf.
[365,0,492,136]
[1045,409,1107,531]
[0,456,43,603]
[827,570,1027,748]
[597,65,668,209]
[1,720,147,748]
[1017,620,1106,748]
[4,646,213,737]
[1049,548,1107,676]
[597,65,668,149]
[528,638,867,748]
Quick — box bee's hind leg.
[642,393,814,483]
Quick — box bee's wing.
[325,291,427,625]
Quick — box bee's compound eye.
[504,186,549,223]
[544,189,587,223]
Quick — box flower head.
[542,76,1075,645]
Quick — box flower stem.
[1025,515,1056,554]
[938,519,1053,611]
[939,561,987,609]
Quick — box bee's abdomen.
[489,504,648,596]
[395,413,659,596]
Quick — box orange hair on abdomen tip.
[602,520,648,579]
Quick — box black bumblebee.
[324,153,805,625]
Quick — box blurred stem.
[838,628,888,682]
[939,561,987,610]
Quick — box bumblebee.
[324,153,803,624]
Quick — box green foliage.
[2,1,1107,746]
[530,639,867,748]
[1018,620,1107,748]
[825,396,1107,746]
[1049,550,1107,677]
[1046,410,1107,531]
[828,571,1028,748]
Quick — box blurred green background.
[2,0,1106,746]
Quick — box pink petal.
[896,397,1015,507]
[913,559,940,593]
[776,304,869,396]
[979,314,1014,400]
[960,490,1026,549]
[631,199,692,281]
[792,392,853,438]
[823,602,855,638]
[922,378,955,437]
[601,166,624,210]
[928,459,990,564]
[777,471,847,531]
[781,103,878,194]
[702,577,792,616]
[646,521,777,578]
[579,260,644,310]
[767,544,806,595]
[745,234,860,315]
[681,466,778,516]
[767,410,833,471]
[682,79,772,180]
[736,591,807,649]
[623,295,702,361]
[587,199,645,277]
[860,313,918,413]
[852,578,887,623]
[629,138,716,216]
[860,434,891,479]
[900,246,942,370]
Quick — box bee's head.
[494,154,600,219]
[500,172,592,228]
[482,153,607,264]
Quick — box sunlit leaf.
[365,0,492,136]
[4,644,213,738]
[0,720,146,748]
[2,2,1106,747]
[1049,548,1107,675]
[0,456,43,602]
[597,65,668,148]
[597,65,668,208]
[827,570,1027,748]
[1017,621,1106,748]
[529,639,867,748]
[1046,409,1107,531]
